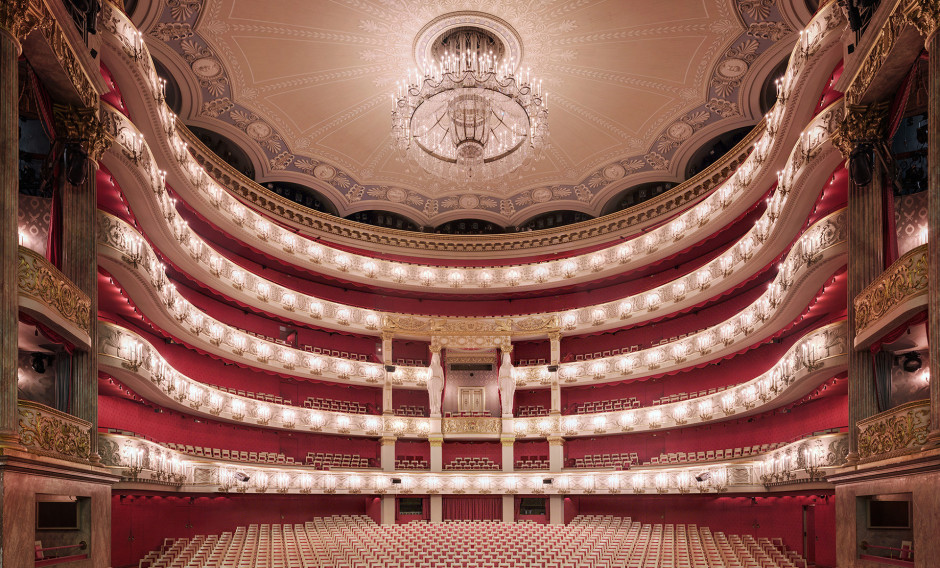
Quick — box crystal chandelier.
[392,28,548,183]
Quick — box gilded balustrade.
[98,431,846,495]
[17,400,92,462]
[18,245,92,342]
[853,244,928,343]
[856,399,931,462]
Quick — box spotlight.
[849,145,873,186]
[902,352,923,373]
[694,472,711,483]
[30,353,50,374]
[385,365,396,372]
[234,471,250,483]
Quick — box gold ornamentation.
[500,437,515,447]
[905,0,940,46]
[0,0,40,43]
[547,436,565,447]
[854,244,928,333]
[857,399,930,461]
[428,436,444,447]
[18,246,91,334]
[53,105,114,162]
[845,3,910,105]
[380,436,397,446]
[830,102,891,158]
[441,417,501,435]
[17,400,92,461]
[32,0,99,108]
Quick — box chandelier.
[392,28,548,183]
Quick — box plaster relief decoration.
[139,0,798,222]
[18,400,92,462]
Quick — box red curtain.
[442,497,502,521]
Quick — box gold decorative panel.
[857,399,930,462]
[17,400,92,462]
[18,245,91,334]
[854,244,928,334]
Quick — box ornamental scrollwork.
[18,246,91,334]
[18,401,92,462]
[442,417,501,435]
[854,244,929,333]
[857,400,930,461]
[845,4,910,105]
[830,102,891,158]
[0,0,41,42]
[53,104,113,162]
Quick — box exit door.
[803,504,816,563]
[458,387,485,413]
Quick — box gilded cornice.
[853,244,929,333]
[18,245,91,334]
[830,101,891,158]
[53,104,114,162]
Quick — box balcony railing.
[18,245,92,345]
[17,400,92,462]
[854,244,928,348]
[856,399,930,463]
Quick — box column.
[54,105,112,462]
[547,436,564,472]
[429,494,442,524]
[0,0,40,447]
[501,437,514,472]
[381,495,395,525]
[381,333,393,415]
[833,102,889,462]
[549,331,561,414]
[429,436,443,472]
[502,494,514,523]
[908,2,940,447]
[548,495,564,525]
[380,436,396,472]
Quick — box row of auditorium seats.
[233,327,375,362]
[568,452,640,470]
[394,405,428,417]
[303,397,370,414]
[303,452,374,469]
[164,443,294,465]
[516,405,549,417]
[209,385,292,406]
[395,358,427,367]
[646,444,786,466]
[651,386,732,406]
[395,456,430,470]
[443,457,500,470]
[137,515,809,568]
[573,397,641,414]
[514,455,549,470]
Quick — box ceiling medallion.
[392,13,548,185]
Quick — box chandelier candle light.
[392,27,548,183]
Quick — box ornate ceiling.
[136,0,803,225]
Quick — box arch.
[433,218,506,235]
[600,182,678,217]
[188,126,256,180]
[683,126,754,180]
[344,210,421,232]
[258,181,339,217]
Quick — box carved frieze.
[53,104,114,162]
[442,417,501,435]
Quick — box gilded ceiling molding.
[53,104,114,162]
[830,101,891,158]
[853,243,929,333]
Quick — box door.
[458,387,484,413]
[803,504,816,563]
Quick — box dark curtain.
[442,497,502,521]
[873,350,893,412]
[29,66,62,266]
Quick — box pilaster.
[501,436,514,472]
[380,436,396,472]
[547,436,565,472]
[428,436,443,473]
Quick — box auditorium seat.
[138,515,808,568]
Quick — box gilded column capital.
[500,436,515,447]
[53,105,114,163]
[546,435,565,447]
[379,436,397,446]
[547,331,561,343]
[905,0,940,46]
[831,102,891,158]
[0,0,40,47]
[428,436,444,447]
[381,331,395,342]
[429,342,443,354]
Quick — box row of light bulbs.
[108,207,843,398]
[107,319,840,440]
[106,0,837,297]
